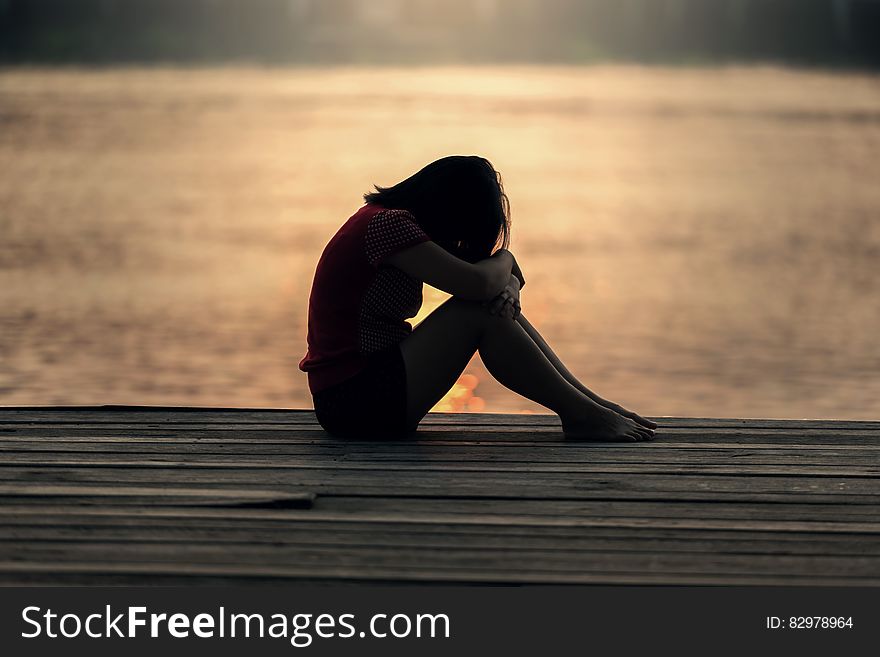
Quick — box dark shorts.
[312,345,411,439]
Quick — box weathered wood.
[0,437,880,456]
[1,497,879,530]
[3,513,878,541]
[5,426,880,448]
[1,465,877,503]
[4,416,880,434]
[316,495,880,523]
[4,453,880,478]
[1,560,876,587]
[2,407,878,430]
[0,406,878,585]
[3,500,879,525]
[0,484,313,509]
[5,527,879,559]
[1,542,877,582]
[9,500,872,526]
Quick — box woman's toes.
[632,414,657,430]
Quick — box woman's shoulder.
[362,206,430,266]
[361,204,416,221]
[355,204,420,234]
[364,205,423,236]
[337,203,392,233]
[333,205,420,246]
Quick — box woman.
[300,155,656,441]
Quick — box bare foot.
[562,405,655,442]
[606,403,658,430]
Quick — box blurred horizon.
[2,0,880,68]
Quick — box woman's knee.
[445,296,495,321]
[444,297,511,331]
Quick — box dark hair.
[364,155,511,263]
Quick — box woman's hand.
[485,274,521,319]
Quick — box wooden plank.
[0,508,874,548]
[1,538,877,576]
[4,439,880,464]
[0,436,880,462]
[0,460,880,497]
[4,429,880,450]
[0,484,313,508]
[4,454,880,478]
[2,497,877,523]
[3,512,878,540]
[2,407,878,430]
[315,495,880,523]
[1,422,878,439]
[1,503,878,533]
[1,542,877,582]
[4,424,879,446]
[1,464,878,502]
[2,525,877,558]
[1,560,876,586]
[2,440,878,455]
[3,419,879,435]
[3,448,879,472]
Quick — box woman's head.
[364,155,510,263]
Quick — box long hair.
[364,155,511,263]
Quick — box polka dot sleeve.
[364,209,431,267]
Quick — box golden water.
[2,66,879,418]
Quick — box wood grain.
[1,406,878,585]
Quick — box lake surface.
[1,65,879,419]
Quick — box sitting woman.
[299,155,656,441]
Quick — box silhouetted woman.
[300,155,656,440]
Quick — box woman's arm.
[511,256,525,289]
[385,242,513,301]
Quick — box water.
[1,65,879,419]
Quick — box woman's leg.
[516,315,658,430]
[399,297,653,441]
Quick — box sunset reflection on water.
[2,66,879,419]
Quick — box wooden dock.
[0,407,878,586]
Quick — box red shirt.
[299,204,431,393]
